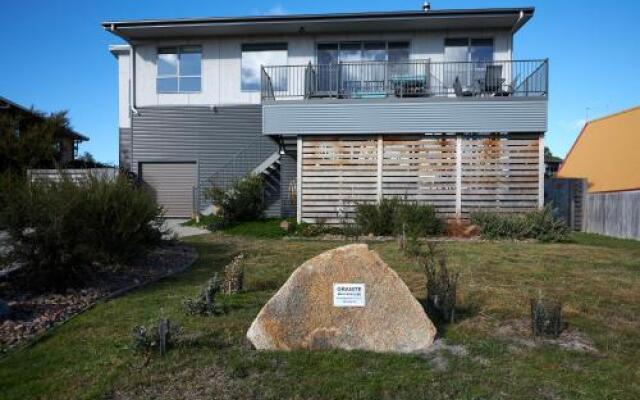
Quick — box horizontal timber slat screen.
[300,135,541,223]
[383,135,457,218]
[461,135,540,217]
[302,137,378,223]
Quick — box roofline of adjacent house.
[558,105,640,175]
[102,7,534,39]
[0,95,89,142]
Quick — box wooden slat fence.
[584,190,640,240]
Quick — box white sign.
[333,283,366,307]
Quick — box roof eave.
[102,7,535,41]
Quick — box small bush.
[355,198,443,237]
[470,206,569,242]
[530,296,563,338]
[131,318,182,357]
[184,273,228,316]
[0,174,163,290]
[204,174,265,224]
[420,243,458,323]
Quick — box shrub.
[204,174,265,224]
[470,206,569,242]
[0,174,163,290]
[355,198,443,237]
[395,201,444,237]
[131,318,182,357]
[184,273,227,316]
[530,296,563,338]
[420,242,458,323]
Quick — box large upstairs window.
[444,38,494,87]
[316,41,410,64]
[156,46,202,93]
[241,43,288,91]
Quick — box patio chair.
[479,65,505,95]
[453,77,474,97]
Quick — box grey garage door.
[141,162,197,218]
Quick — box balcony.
[261,59,549,136]
[261,59,548,102]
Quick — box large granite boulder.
[247,244,436,353]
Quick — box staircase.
[210,140,282,217]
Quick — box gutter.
[511,9,527,33]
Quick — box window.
[316,41,410,64]
[241,43,287,91]
[444,38,494,87]
[316,41,410,92]
[157,46,202,93]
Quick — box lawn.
[1,232,639,399]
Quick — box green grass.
[1,233,640,399]
[182,217,288,239]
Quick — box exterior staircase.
[210,139,282,217]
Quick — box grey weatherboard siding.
[129,105,278,212]
[263,98,548,135]
[119,127,132,169]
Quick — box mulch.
[0,243,198,352]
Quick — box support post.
[377,135,383,202]
[296,136,303,223]
[455,135,462,218]
[538,134,545,210]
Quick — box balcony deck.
[261,59,548,102]
[261,59,549,136]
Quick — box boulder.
[247,244,436,353]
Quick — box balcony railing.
[261,59,548,101]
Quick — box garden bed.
[0,243,197,351]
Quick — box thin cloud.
[265,5,287,15]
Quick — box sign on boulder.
[246,244,436,353]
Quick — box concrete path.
[163,219,210,239]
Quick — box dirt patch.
[420,339,471,372]
[494,318,598,354]
[0,243,197,351]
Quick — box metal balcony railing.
[261,59,548,101]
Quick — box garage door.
[141,163,197,218]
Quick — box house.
[103,6,548,220]
[557,106,640,239]
[0,96,88,165]
[558,106,640,193]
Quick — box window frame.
[156,45,202,94]
[241,42,288,92]
[443,37,495,63]
[314,40,412,64]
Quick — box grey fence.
[584,190,640,240]
[544,178,586,231]
[27,168,119,183]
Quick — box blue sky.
[1,0,638,164]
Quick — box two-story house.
[104,6,548,221]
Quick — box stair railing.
[210,139,278,190]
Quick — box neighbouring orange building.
[558,106,640,193]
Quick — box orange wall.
[558,107,640,193]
